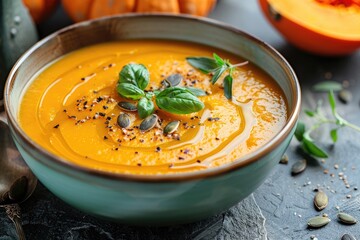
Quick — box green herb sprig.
[186,53,248,99]
[116,63,205,119]
[295,90,360,158]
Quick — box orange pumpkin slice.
[259,0,360,55]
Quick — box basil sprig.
[156,87,204,114]
[117,63,204,118]
[186,53,248,100]
[295,90,360,158]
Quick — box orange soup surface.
[19,40,288,175]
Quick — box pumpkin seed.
[291,159,307,175]
[338,89,352,104]
[307,216,331,228]
[338,212,357,225]
[118,101,137,111]
[268,4,281,21]
[314,191,328,211]
[279,154,288,164]
[140,114,158,132]
[164,120,180,134]
[342,234,357,240]
[117,113,131,128]
[162,74,183,87]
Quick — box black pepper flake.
[99,112,106,117]
[96,97,103,102]
[135,151,138,154]
[139,139,144,143]
[183,149,190,154]
[197,160,201,163]
[130,136,136,141]
[117,139,122,143]
[81,77,85,81]
[199,147,203,151]
[156,147,161,152]
[103,105,108,110]
[63,109,67,113]
[178,157,185,160]
[68,115,77,119]
[53,124,60,129]
[215,137,220,140]
[208,117,220,122]
[169,163,174,168]
[104,136,108,140]
[115,148,119,151]
[137,163,142,167]
[106,116,112,120]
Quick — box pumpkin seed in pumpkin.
[118,101,137,111]
[338,212,357,225]
[291,159,307,175]
[307,216,331,228]
[164,120,180,134]
[140,114,158,132]
[314,191,328,211]
[117,113,131,128]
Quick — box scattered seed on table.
[279,154,288,164]
[341,233,357,240]
[314,191,328,211]
[307,216,331,228]
[291,159,307,175]
[338,212,357,225]
[338,89,352,104]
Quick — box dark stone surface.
[1,183,266,240]
[1,0,360,239]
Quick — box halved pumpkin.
[259,0,360,55]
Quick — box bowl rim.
[4,13,301,183]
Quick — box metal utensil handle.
[4,204,26,240]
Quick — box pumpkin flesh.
[260,0,360,55]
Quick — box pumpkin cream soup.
[19,40,287,175]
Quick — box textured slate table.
[1,1,360,239]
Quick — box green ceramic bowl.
[4,14,300,225]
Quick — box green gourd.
[0,0,38,98]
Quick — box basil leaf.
[186,57,219,74]
[302,138,328,158]
[211,65,227,84]
[185,87,207,97]
[153,90,161,96]
[223,75,233,99]
[295,122,305,141]
[213,53,225,66]
[116,83,144,100]
[330,128,338,143]
[138,97,154,119]
[155,87,204,114]
[313,81,342,92]
[119,63,149,90]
